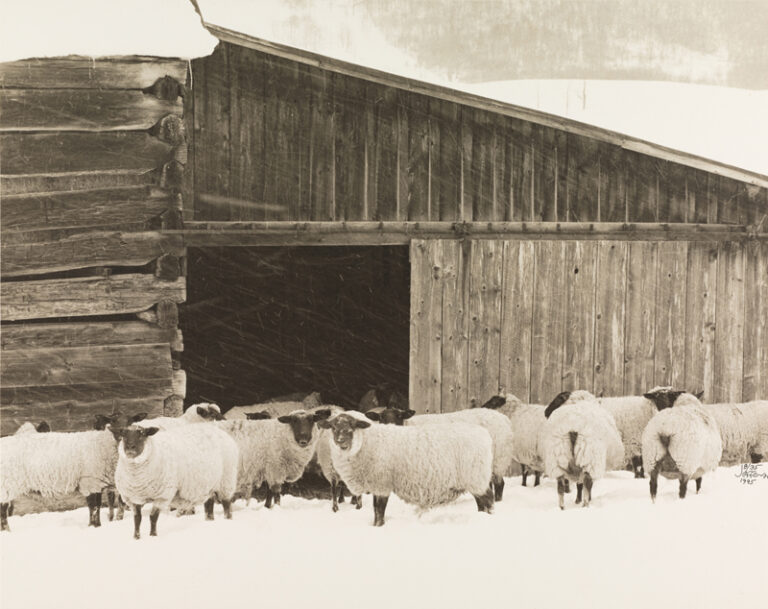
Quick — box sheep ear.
[402,409,415,420]
[694,390,704,400]
[106,424,123,441]
[544,392,571,418]
[143,427,160,436]
[480,395,506,409]
[312,408,332,422]
[277,415,293,424]
[365,411,380,421]
[131,412,148,423]
[353,419,371,429]
[316,419,332,429]
[36,421,51,433]
[93,414,111,430]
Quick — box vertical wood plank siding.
[191,42,765,225]
[409,239,768,412]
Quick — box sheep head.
[318,413,371,450]
[278,408,331,447]
[365,408,414,425]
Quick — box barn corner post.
[0,55,190,436]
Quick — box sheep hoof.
[355,501,362,510]
[133,533,140,540]
[332,504,339,513]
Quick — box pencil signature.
[735,463,768,485]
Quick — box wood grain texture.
[0,322,182,351]
[1,274,186,320]
[654,242,688,388]
[742,241,768,400]
[440,240,470,412]
[1,231,184,277]
[370,85,399,221]
[498,240,535,402]
[561,241,598,392]
[529,241,566,403]
[0,56,187,89]
[593,241,628,397]
[0,132,172,175]
[713,241,745,402]
[622,241,658,394]
[467,240,503,406]
[0,89,182,131]
[310,68,335,220]
[334,73,366,221]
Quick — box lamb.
[133,403,224,430]
[697,400,768,465]
[216,408,332,508]
[111,423,239,539]
[225,392,322,420]
[1,411,145,532]
[540,391,624,509]
[368,402,514,501]
[641,391,722,501]
[319,411,494,526]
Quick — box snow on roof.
[0,0,217,62]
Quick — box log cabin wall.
[0,56,190,435]
[410,239,768,413]
[190,41,767,224]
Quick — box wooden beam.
[0,168,161,195]
[0,56,187,89]
[205,24,768,190]
[0,132,173,175]
[1,274,186,321]
[173,221,767,246]
[1,231,185,277]
[0,90,182,132]
[0,321,183,351]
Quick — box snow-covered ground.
[2,465,766,609]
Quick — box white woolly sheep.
[225,392,322,420]
[369,403,514,502]
[698,400,768,465]
[540,391,624,509]
[112,423,239,539]
[641,391,722,501]
[319,411,494,526]
[133,403,224,431]
[313,406,362,512]
[216,408,332,508]
[1,412,144,532]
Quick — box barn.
[1,6,767,439]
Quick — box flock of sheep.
[1,383,766,537]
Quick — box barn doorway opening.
[182,246,410,412]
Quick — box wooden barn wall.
[190,42,767,224]
[409,239,768,413]
[0,57,190,435]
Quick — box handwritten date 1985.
[735,463,768,484]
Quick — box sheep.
[309,406,359,512]
[357,383,409,413]
[541,391,624,509]
[641,391,722,501]
[318,411,494,526]
[695,400,768,465]
[244,411,271,421]
[225,392,322,420]
[133,403,224,431]
[368,402,514,501]
[216,408,332,508]
[1,411,145,532]
[111,423,239,539]
[13,421,51,435]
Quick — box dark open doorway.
[181,246,410,411]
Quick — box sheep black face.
[113,426,159,459]
[245,411,271,420]
[544,391,572,418]
[643,389,687,411]
[35,421,51,433]
[365,408,414,425]
[318,414,371,450]
[479,395,506,410]
[278,409,331,447]
[195,405,224,421]
[94,411,148,431]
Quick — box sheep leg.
[222,498,233,519]
[521,465,529,487]
[107,490,115,521]
[204,498,215,520]
[492,474,505,501]
[583,473,593,507]
[632,456,644,479]
[562,477,568,492]
[678,474,689,499]
[372,494,389,527]
[649,465,660,503]
[474,487,494,514]
[695,477,702,494]
[270,484,282,506]
[337,482,346,504]
[7,503,13,518]
[353,495,362,509]
[750,453,762,464]
[330,479,339,512]
[86,493,102,527]
[534,471,542,487]
[1,502,9,531]
[149,507,160,536]
[557,477,566,510]
[116,496,126,521]
[575,483,583,504]
[132,504,143,540]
